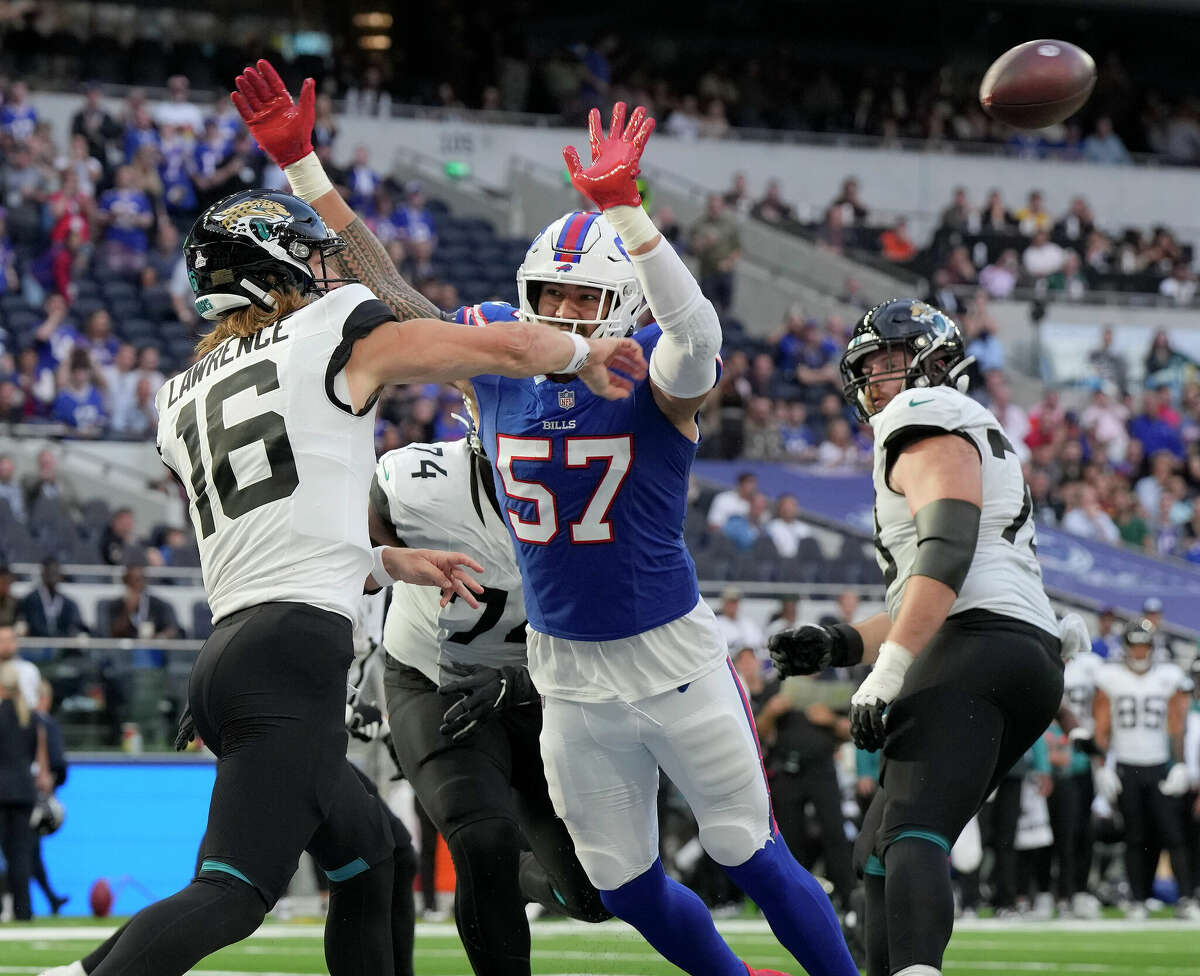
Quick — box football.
[979,39,1096,129]
[89,878,113,917]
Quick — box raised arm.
[231,60,440,323]
[564,103,722,439]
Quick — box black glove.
[439,661,537,742]
[768,625,836,676]
[174,705,195,752]
[1069,726,1100,756]
[849,696,887,753]
[347,700,385,742]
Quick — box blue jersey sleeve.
[453,302,519,327]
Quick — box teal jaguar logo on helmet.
[908,301,954,335]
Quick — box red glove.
[231,59,315,168]
[562,102,655,210]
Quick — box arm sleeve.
[632,238,722,399]
[323,284,400,415]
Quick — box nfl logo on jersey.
[558,388,575,409]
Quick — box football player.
[242,66,856,976]
[370,419,609,976]
[48,67,649,976]
[769,299,1065,976]
[1093,620,1197,919]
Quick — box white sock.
[893,967,941,976]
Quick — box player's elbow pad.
[910,498,980,594]
[648,299,722,400]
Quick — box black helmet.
[1123,618,1155,673]
[839,298,973,421]
[184,189,348,322]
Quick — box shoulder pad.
[872,386,974,447]
[455,302,519,326]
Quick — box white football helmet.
[516,210,646,338]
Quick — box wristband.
[369,546,395,590]
[828,623,865,667]
[602,204,659,251]
[874,640,916,685]
[283,151,334,203]
[562,331,591,374]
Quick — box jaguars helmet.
[1122,618,1155,673]
[516,210,646,338]
[184,189,348,322]
[839,298,974,421]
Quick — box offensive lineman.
[370,428,609,975]
[769,299,1065,976]
[240,68,857,976]
[1093,620,1197,918]
[47,71,648,974]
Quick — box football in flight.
[979,39,1097,129]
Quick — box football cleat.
[744,965,793,976]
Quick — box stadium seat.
[119,319,156,343]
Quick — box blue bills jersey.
[456,302,702,641]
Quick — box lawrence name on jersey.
[457,104,858,976]
[769,298,1065,976]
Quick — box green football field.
[0,918,1197,975]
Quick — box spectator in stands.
[1135,449,1179,521]
[1082,116,1131,164]
[879,217,916,262]
[1014,190,1052,236]
[1081,383,1130,463]
[0,455,25,523]
[829,177,868,224]
[925,268,960,316]
[698,99,731,139]
[665,94,702,139]
[135,345,166,393]
[0,566,17,628]
[1,143,51,248]
[1163,101,1200,165]
[714,587,764,656]
[764,493,813,558]
[1060,483,1120,542]
[14,348,55,419]
[985,372,1030,462]
[23,449,74,516]
[1057,196,1096,244]
[1159,261,1198,305]
[1086,327,1129,395]
[742,396,784,461]
[344,65,392,118]
[346,145,381,216]
[1046,251,1088,299]
[100,508,146,566]
[154,75,204,136]
[779,402,816,459]
[816,417,869,471]
[707,471,757,532]
[689,193,740,315]
[1113,487,1151,550]
[1022,229,1066,281]
[1130,385,1185,458]
[749,179,795,226]
[97,165,154,273]
[71,82,122,166]
[80,309,119,369]
[51,348,107,433]
[979,249,1020,299]
[111,374,157,438]
[122,103,160,164]
[101,342,137,419]
[747,353,779,399]
[962,292,1004,372]
[1144,329,1194,380]
[938,186,972,233]
[0,81,37,140]
[723,491,770,550]
[763,596,801,644]
[792,320,840,398]
[103,565,181,642]
[979,189,1014,232]
[392,181,437,277]
[32,294,81,377]
[772,304,809,373]
[18,559,86,638]
[722,172,748,212]
[0,211,18,295]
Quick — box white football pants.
[540,658,774,891]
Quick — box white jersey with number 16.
[155,283,395,626]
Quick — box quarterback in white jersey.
[1094,620,1197,916]
[770,298,1065,976]
[368,434,608,975]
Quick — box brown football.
[979,40,1096,129]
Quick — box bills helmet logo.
[558,388,575,409]
[556,263,574,272]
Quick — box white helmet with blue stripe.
[516,210,647,339]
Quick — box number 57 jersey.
[155,284,396,626]
[373,439,527,685]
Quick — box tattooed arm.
[306,188,443,322]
